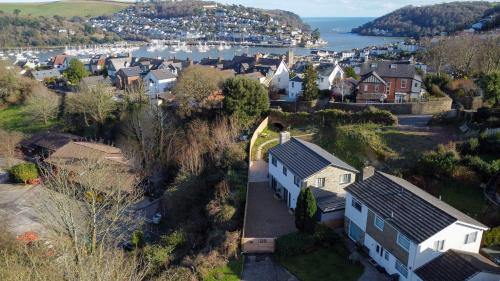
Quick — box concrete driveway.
[0,184,49,237]
[242,254,298,281]
[397,115,432,127]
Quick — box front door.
[271,177,277,192]
[348,221,363,242]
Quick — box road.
[397,115,433,127]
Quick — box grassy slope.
[0,0,129,18]
[204,259,243,281]
[0,105,57,133]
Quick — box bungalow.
[143,69,177,98]
[344,167,495,281]
[357,61,423,103]
[115,66,141,89]
[268,134,358,224]
[29,69,62,82]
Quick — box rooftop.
[346,172,487,243]
[359,61,421,80]
[269,137,358,180]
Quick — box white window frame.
[271,156,277,167]
[316,178,325,188]
[433,240,445,251]
[351,197,362,212]
[363,84,368,92]
[282,166,287,176]
[395,259,408,278]
[374,215,384,231]
[400,79,408,89]
[397,233,410,252]
[464,232,478,244]
[384,250,389,260]
[340,173,351,184]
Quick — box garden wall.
[327,98,452,115]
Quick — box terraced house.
[344,168,499,281]
[268,134,358,224]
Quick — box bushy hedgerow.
[9,163,39,184]
[483,227,500,247]
[419,143,460,177]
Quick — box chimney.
[279,131,291,144]
[360,166,375,181]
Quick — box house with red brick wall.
[357,61,423,103]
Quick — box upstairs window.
[316,178,325,188]
[293,175,301,187]
[464,232,478,244]
[351,197,362,212]
[433,240,445,251]
[271,156,277,167]
[397,233,411,252]
[374,215,384,231]
[400,79,408,89]
[364,84,368,92]
[340,174,351,184]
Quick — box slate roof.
[316,194,346,212]
[21,131,81,152]
[290,75,303,82]
[317,63,338,77]
[360,71,388,85]
[346,172,487,243]
[359,61,421,80]
[415,250,500,281]
[108,57,131,72]
[30,69,62,81]
[118,66,141,78]
[81,76,113,87]
[149,69,177,80]
[269,137,358,180]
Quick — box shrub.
[483,227,500,247]
[461,138,480,154]
[275,232,316,257]
[313,224,340,246]
[144,244,173,274]
[9,163,39,184]
[162,230,187,250]
[419,144,459,176]
[463,155,500,180]
[131,230,144,248]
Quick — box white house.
[144,69,177,98]
[267,60,290,92]
[51,55,71,71]
[317,63,345,91]
[344,167,495,281]
[288,75,303,101]
[268,134,358,223]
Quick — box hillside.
[352,1,498,37]
[0,0,129,18]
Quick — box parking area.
[244,181,296,238]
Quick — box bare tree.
[422,37,448,76]
[0,129,23,168]
[25,86,60,125]
[66,83,117,127]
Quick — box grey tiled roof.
[118,66,141,78]
[346,172,487,243]
[149,69,177,80]
[269,137,358,180]
[31,69,62,81]
[316,194,346,212]
[415,250,500,281]
[359,61,421,80]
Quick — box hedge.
[271,107,397,128]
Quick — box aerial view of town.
[0,0,499,280]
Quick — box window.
[386,82,391,94]
[395,260,408,278]
[397,233,410,252]
[293,175,300,187]
[340,174,351,184]
[282,166,287,176]
[375,85,380,92]
[433,240,445,251]
[384,251,389,260]
[401,79,408,89]
[364,84,368,92]
[374,215,384,231]
[464,232,478,244]
[414,82,419,88]
[292,82,295,88]
[271,157,277,167]
[351,197,362,212]
[316,178,325,188]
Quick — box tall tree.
[222,77,269,128]
[479,71,500,107]
[64,59,88,84]
[301,63,319,101]
[295,187,317,233]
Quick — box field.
[0,0,130,18]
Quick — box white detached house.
[317,62,345,91]
[144,69,177,98]
[344,167,497,281]
[268,133,358,223]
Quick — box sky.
[0,0,486,17]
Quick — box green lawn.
[0,0,129,18]
[0,105,57,133]
[435,179,488,219]
[277,247,364,281]
[204,259,243,281]
[251,126,317,160]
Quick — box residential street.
[397,115,433,127]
